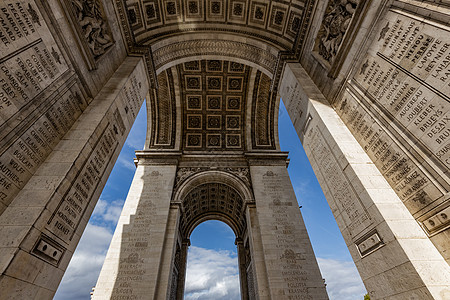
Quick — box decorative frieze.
[153,41,277,75]
[251,71,276,150]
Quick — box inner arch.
[169,178,255,300]
[181,182,246,239]
[184,220,241,300]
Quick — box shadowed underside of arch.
[146,59,279,152]
[181,182,246,238]
[114,0,315,153]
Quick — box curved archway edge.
[1,1,449,300]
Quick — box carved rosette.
[314,0,360,63]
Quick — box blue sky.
[55,100,366,299]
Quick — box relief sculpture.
[315,0,359,63]
[71,0,114,58]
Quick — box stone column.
[155,203,182,299]
[245,202,270,299]
[0,57,148,299]
[236,238,249,300]
[280,62,450,299]
[93,152,180,300]
[175,240,190,300]
[246,153,329,300]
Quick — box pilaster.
[93,152,181,300]
[246,152,329,300]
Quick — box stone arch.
[173,170,254,205]
[146,59,280,153]
[169,170,256,300]
[152,33,279,78]
[1,1,449,299]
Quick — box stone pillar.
[155,203,181,299]
[92,152,180,300]
[245,202,270,299]
[175,240,189,300]
[280,62,450,299]
[236,238,249,300]
[246,153,329,300]
[0,57,148,299]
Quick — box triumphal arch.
[0,0,449,299]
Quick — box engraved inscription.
[47,121,119,241]
[308,125,372,235]
[353,12,450,169]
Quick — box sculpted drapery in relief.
[71,0,114,58]
[316,0,359,63]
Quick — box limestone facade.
[0,0,448,299]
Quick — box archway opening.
[184,220,241,300]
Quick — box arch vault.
[0,0,449,299]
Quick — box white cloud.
[184,246,240,300]
[125,127,146,149]
[54,224,113,300]
[293,179,311,201]
[317,257,367,300]
[117,155,137,171]
[92,199,124,224]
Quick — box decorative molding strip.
[149,69,177,148]
[251,71,276,149]
[175,167,251,188]
[153,40,277,75]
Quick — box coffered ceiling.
[125,0,308,50]
[147,59,276,152]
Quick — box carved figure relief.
[315,0,359,63]
[71,0,114,58]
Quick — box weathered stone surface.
[0,56,148,299]
[248,160,329,299]
[0,0,449,299]
[93,162,178,300]
[280,62,450,299]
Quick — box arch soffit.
[173,170,254,204]
[151,33,280,78]
[186,213,241,239]
[126,0,306,50]
[146,59,279,151]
